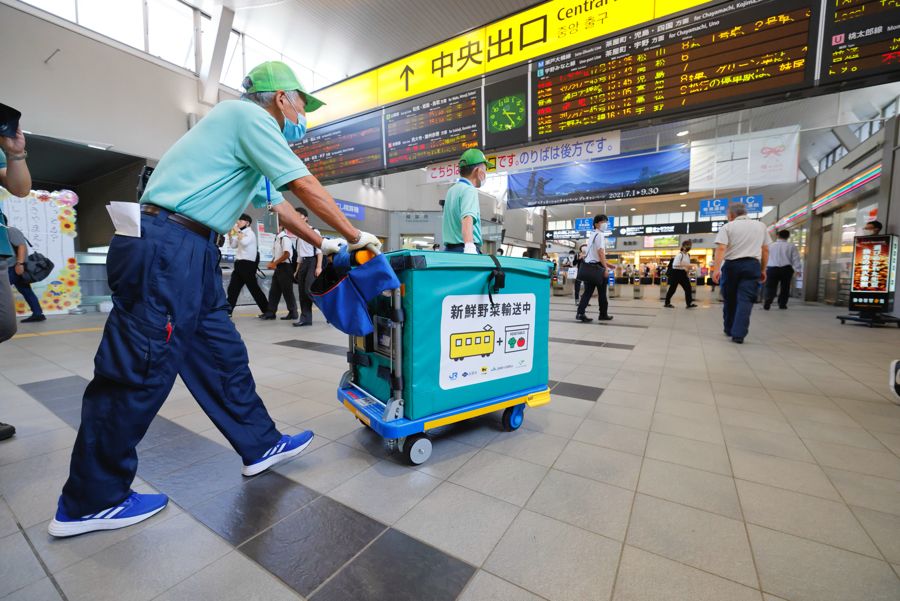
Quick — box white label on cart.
[439,293,536,390]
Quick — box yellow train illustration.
[449,326,496,361]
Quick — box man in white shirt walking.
[226,214,268,316]
[293,207,322,327]
[260,225,297,320]
[765,230,802,310]
[575,214,613,323]
[664,240,698,309]
[712,203,770,344]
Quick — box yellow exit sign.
[310,0,713,127]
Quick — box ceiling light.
[676,130,690,137]
[586,211,592,215]
[680,203,687,207]
[630,207,636,211]
[680,192,688,195]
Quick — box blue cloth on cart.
[310,253,399,336]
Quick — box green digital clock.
[487,93,526,133]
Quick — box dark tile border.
[548,337,635,351]
[550,318,650,329]
[549,380,605,401]
[276,339,346,356]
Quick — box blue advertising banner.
[700,195,763,217]
[700,198,729,218]
[575,218,593,231]
[335,200,365,221]
[507,146,690,209]
[732,194,763,213]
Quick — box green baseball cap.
[242,61,325,113]
[459,148,488,167]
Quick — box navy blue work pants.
[721,258,761,339]
[61,210,281,517]
[8,267,43,316]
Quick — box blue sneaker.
[242,431,314,477]
[48,491,168,538]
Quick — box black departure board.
[821,0,900,84]
[532,0,818,139]
[291,112,384,182]
[384,87,481,168]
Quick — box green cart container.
[351,250,552,421]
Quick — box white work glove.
[463,243,477,255]
[349,230,382,252]
[319,237,347,256]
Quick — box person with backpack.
[259,223,298,320]
[664,240,697,309]
[225,213,268,317]
[6,225,45,322]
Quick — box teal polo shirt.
[141,100,311,234]
[442,178,482,245]
[0,152,13,258]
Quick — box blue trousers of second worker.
[60,210,282,517]
[8,267,43,316]
[721,258,761,339]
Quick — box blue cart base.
[336,382,551,465]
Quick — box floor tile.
[545,395,596,418]
[596,389,656,412]
[645,432,732,476]
[456,571,544,601]
[588,402,653,430]
[718,407,794,435]
[328,460,442,524]
[311,528,474,601]
[0,499,18,538]
[554,440,643,490]
[550,381,604,401]
[147,451,246,508]
[410,437,479,480]
[608,370,661,396]
[449,450,548,506]
[730,448,841,501]
[267,398,336,427]
[737,480,880,557]
[153,551,302,601]
[825,468,900,516]
[851,505,900,564]
[778,402,860,428]
[654,398,719,422]
[521,409,584,438]
[55,512,231,601]
[573,417,649,456]
[0,532,47,598]
[190,472,318,546]
[749,524,900,601]
[1,578,63,601]
[395,482,519,566]
[638,458,742,519]
[275,441,380,494]
[0,447,74,528]
[627,494,758,588]
[656,376,715,404]
[723,424,815,463]
[485,510,621,601]
[484,428,568,467]
[136,432,228,481]
[805,440,900,481]
[792,419,885,451]
[296,409,365,442]
[651,412,724,445]
[612,545,761,601]
[239,496,385,597]
[526,468,633,541]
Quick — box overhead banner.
[689,126,800,191]
[507,146,690,209]
[700,195,764,218]
[310,0,712,126]
[426,130,621,184]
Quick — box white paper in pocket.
[106,202,141,237]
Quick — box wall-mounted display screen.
[821,0,900,83]
[384,87,481,168]
[532,0,818,139]
[292,113,384,182]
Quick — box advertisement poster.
[507,146,690,209]
[440,293,536,391]
[1,191,80,315]
[689,126,800,191]
[850,235,898,312]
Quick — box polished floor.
[1,288,900,601]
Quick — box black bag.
[21,237,54,283]
[665,257,676,278]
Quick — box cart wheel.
[403,434,432,465]
[502,404,526,432]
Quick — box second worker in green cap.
[442,148,489,254]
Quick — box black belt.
[141,204,211,238]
